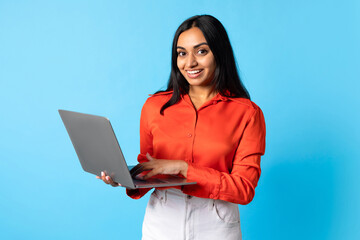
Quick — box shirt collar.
[212,92,228,101]
[180,92,230,111]
[151,90,229,101]
[182,92,229,102]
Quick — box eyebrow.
[177,42,208,50]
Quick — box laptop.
[59,109,196,189]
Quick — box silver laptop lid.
[59,109,136,189]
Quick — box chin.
[187,79,211,87]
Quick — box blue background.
[1,0,359,239]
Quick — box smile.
[186,69,203,78]
[186,70,202,74]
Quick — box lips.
[186,69,203,78]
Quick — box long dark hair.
[159,15,250,114]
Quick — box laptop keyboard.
[133,175,183,184]
[133,178,166,184]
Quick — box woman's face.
[176,27,216,88]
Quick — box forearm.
[182,155,261,204]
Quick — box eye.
[197,49,208,55]
[177,51,186,57]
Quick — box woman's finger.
[96,171,121,187]
[101,171,110,184]
[143,169,160,180]
[107,175,122,187]
[106,176,115,185]
[106,176,112,182]
[146,153,155,161]
[141,162,154,171]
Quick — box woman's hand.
[96,171,122,187]
[141,153,188,179]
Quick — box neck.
[189,85,218,101]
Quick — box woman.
[98,15,266,240]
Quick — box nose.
[185,53,197,68]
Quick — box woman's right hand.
[96,171,122,187]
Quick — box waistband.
[153,188,214,209]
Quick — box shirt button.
[187,133,192,138]
[209,194,214,198]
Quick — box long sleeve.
[182,107,266,204]
[126,99,154,199]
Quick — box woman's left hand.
[140,153,188,179]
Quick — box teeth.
[187,70,201,74]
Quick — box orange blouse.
[126,91,266,204]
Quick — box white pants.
[142,189,242,240]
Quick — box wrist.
[180,161,188,178]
